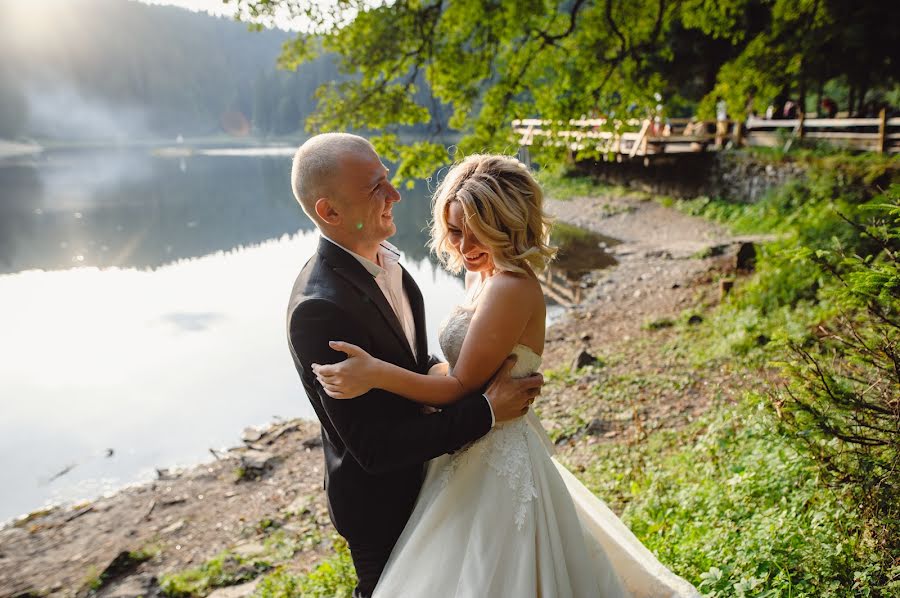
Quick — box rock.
[101,575,154,598]
[671,282,681,289]
[687,314,704,325]
[585,418,607,436]
[283,496,312,516]
[735,241,757,271]
[240,450,276,471]
[160,519,187,535]
[719,278,734,299]
[241,427,264,443]
[231,542,266,558]
[572,350,599,370]
[206,579,260,598]
[701,244,729,258]
[79,551,150,596]
[301,435,323,449]
[579,333,592,342]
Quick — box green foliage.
[160,549,273,597]
[773,188,900,578]
[671,156,899,361]
[535,170,608,201]
[575,397,897,596]
[253,537,357,598]
[651,157,900,595]
[230,0,899,179]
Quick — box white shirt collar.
[320,233,401,277]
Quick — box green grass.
[159,522,318,596]
[159,549,272,596]
[252,538,356,598]
[535,170,609,200]
[575,399,891,596]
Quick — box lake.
[0,148,474,524]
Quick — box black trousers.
[349,539,394,598]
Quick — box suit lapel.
[402,265,429,368]
[318,237,416,363]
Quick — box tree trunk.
[816,81,824,118]
[798,75,806,116]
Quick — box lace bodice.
[438,304,543,378]
[436,303,547,529]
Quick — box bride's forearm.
[374,360,469,406]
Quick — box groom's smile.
[330,147,402,257]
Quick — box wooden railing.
[512,110,900,158]
[744,110,899,153]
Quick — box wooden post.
[733,121,744,147]
[629,119,650,158]
[877,108,887,154]
[797,111,805,140]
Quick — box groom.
[286,133,543,597]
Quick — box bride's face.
[446,201,494,273]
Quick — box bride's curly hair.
[430,154,556,275]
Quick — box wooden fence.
[512,109,900,158]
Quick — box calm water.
[0,148,471,523]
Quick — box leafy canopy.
[227,0,900,180]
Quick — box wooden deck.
[513,110,900,159]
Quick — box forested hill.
[0,0,335,140]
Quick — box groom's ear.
[314,198,341,225]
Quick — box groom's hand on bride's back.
[484,355,543,423]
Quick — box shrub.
[773,187,900,585]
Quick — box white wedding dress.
[373,305,700,597]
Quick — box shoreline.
[0,190,758,596]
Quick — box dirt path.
[0,192,761,597]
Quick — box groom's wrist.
[482,393,495,429]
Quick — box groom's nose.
[386,181,401,204]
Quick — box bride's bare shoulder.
[485,270,543,302]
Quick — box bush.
[773,187,900,585]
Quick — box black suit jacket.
[287,237,492,548]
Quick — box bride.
[313,154,698,597]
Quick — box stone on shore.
[572,349,600,370]
[240,450,276,471]
[206,579,260,598]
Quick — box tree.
[228,0,900,179]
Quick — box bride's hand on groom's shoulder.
[311,341,380,399]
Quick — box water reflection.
[0,149,436,274]
[0,150,462,523]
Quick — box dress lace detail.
[437,305,542,529]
